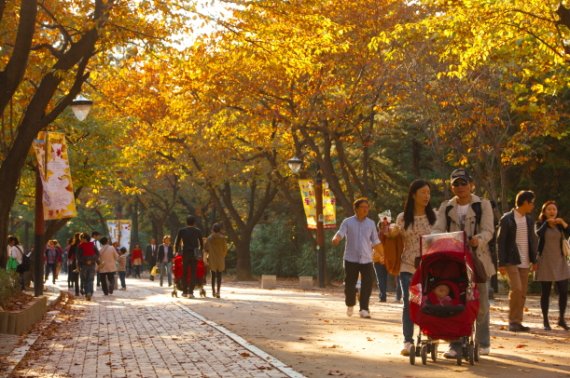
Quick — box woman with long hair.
[394,179,437,355]
[535,201,570,330]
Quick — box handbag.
[563,237,570,257]
[6,256,19,271]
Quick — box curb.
[2,285,65,377]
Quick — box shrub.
[0,269,20,309]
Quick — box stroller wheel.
[431,343,438,362]
[474,342,480,362]
[421,345,428,365]
[468,341,475,365]
[409,345,416,365]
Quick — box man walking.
[174,216,203,298]
[145,238,158,276]
[432,168,496,357]
[497,190,538,332]
[332,198,382,318]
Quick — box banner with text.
[33,131,77,220]
[298,179,337,229]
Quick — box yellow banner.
[33,131,77,220]
[298,179,336,229]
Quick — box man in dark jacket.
[174,216,203,298]
[497,190,538,332]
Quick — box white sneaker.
[443,348,457,359]
[400,342,413,356]
[346,306,354,317]
[479,346,490,355]
[359,309,371,318]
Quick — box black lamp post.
[287,156,326,288]
[33,95,93,297]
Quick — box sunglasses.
[452,181,468,187]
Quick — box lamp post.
[33,95,92,297]
[287,156,326,288]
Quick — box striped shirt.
[514,210,530,268]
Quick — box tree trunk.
[235,233,253,280]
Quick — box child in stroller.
[408,231,479,366]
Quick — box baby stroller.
[408,231,480,366]
[172,255,207,297]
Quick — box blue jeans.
[159,262,172,286]
[118,271,126,289]
[80,264,96,296]
[400,272,414,343]
[374,263,388,301]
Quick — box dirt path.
[188,280,570,377]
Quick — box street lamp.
[33,94,93,296]
[287,156,326,288]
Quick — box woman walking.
[67,233,81,296]
[131,244,143,278]
[394,179,437,355]
[535,201,570,330]
[98,237,119,295]
[204,223,228,298]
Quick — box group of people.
[333,168,570,360]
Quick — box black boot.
[543,319,551,331]
[558,318,569,331]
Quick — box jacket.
[497,209,538,266]
[204,232,228,272]
[433,194,496,278]
[157,244,174,263]
[98,245,119,273]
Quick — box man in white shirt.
[497,190,538,332]
[332,198,383,319]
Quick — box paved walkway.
[6,277,303,378]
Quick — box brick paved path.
[12,278,302,378]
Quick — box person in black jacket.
[157,235,174,287]
[497,190,538,332]
[174,216,203,298]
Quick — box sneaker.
[443,348,457,359]
[347,306,354,317]
[359,309,371,318]
[400,342,413,356]
[479,346,490,356]
[188,294,195,299]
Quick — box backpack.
[445,201,496,283]
[16,246,31,273]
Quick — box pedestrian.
[432,168,495,357]
[67,233,81,295]
[393,179,437,356]
[53,240,63,282]
[534,200,570,331]
[118,247,128,290]
[78,232,99,301]
[332,198,382,319]
[204,223,228,298]
[131,243,143,278]
[7,236,26,290]
[374,217,403,303]
[44,240,58,284]
[146,238,158,276]
[91,231,102,287]
[497,190,538,332]
[98,237,119,296]
[174,215,204,298]
[157,235,174,287]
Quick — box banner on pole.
[32,131,77,220]
[298,179,336,230]
[107,219,132,251]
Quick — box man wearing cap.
[432,168,496,357]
